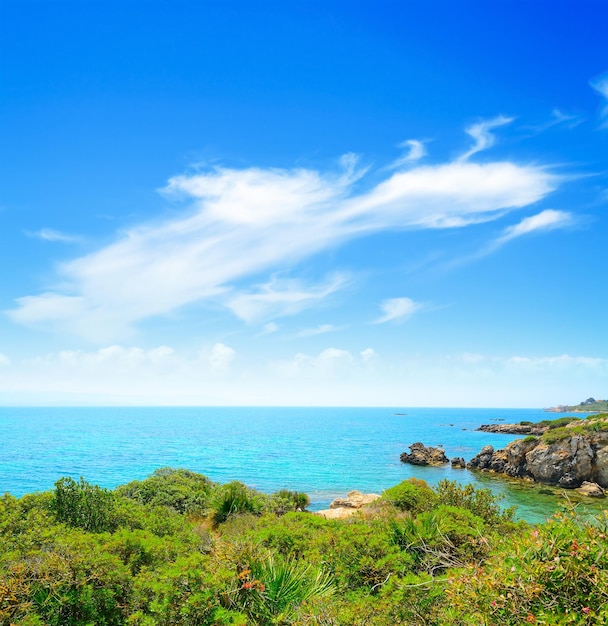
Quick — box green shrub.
[266,489,310,515]
[228,555,334,624]
[382,479,438,513]
[211,481,266,526]
[50,477,118,533]
[434,480,515,526]
[116,467,214,515]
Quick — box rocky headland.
[468,413,608,496]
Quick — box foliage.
[381,478,438,513]
[434,479,516,526]
[227,556,334,624]
[116,467,214,515]
[541,413,608,444]
[2,470,607,625]
[210,481,266,526]
[266,490,310,515]
[50,477,119,533]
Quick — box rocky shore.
[401,413,608,497]
[467,432,607,495]
[477,423,549,435]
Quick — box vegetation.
[515,413,608,444]
[541,413,608,444]
[1,470,607,624]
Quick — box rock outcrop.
[477,423,548,435]
[467,432,608,490]
[400,442,449,466]
[576,481,605,498]
[329,490,380,509]
[451,457,466,468]
[315,490,381,519]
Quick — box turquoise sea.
[1,406,604,524]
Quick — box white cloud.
[0,353,11,366]
[389,139,427,168]
[590,73,608,127]
[259,322,279,336]
[207,342,236,372]
[495,209,574,245]
[8,131,558,340]
[375,297,421,324]
[458,115,514,161]
[296,324,337,337]
[1,347,605,406]
[226,274,348,323]
[360,347,377,362]
[506,354,606,370]
[460,352,486,364]
[27,228,83,243]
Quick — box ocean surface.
[1,406,605,524]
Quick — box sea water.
[1,406,604,524]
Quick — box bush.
[266,490,310,515]
[211,482,266,526]
[115,467,214,515]
[434,480,515,526]
[382,479,438,514]
[227,555,334,624]
[50,477,118,533]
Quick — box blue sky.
[1,1,607,406]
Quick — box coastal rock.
[316,507,359,519]
[400,442,449,466]
[525,436,594,487]
[477,423,547,435]
[595,447,608,487]
[576,481,605,498]
[329,490,380,509]
[316,490,381,519]
[451,457,466,468]
[468,431,608,489]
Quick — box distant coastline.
[544,397,607,413]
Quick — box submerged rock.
[400,442,449,466]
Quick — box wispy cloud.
[388,139,427,169]
[445,209,576,270]
[494,209,574,246]
[26,228,83,243]
[458,115,514,161]
[374,297,421,324]
[590,73,608,127]
[226,274,348,323]
[258,322,279,336]
[296,323,338,337]
[8,128,558,340]
[521,108,583,135]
